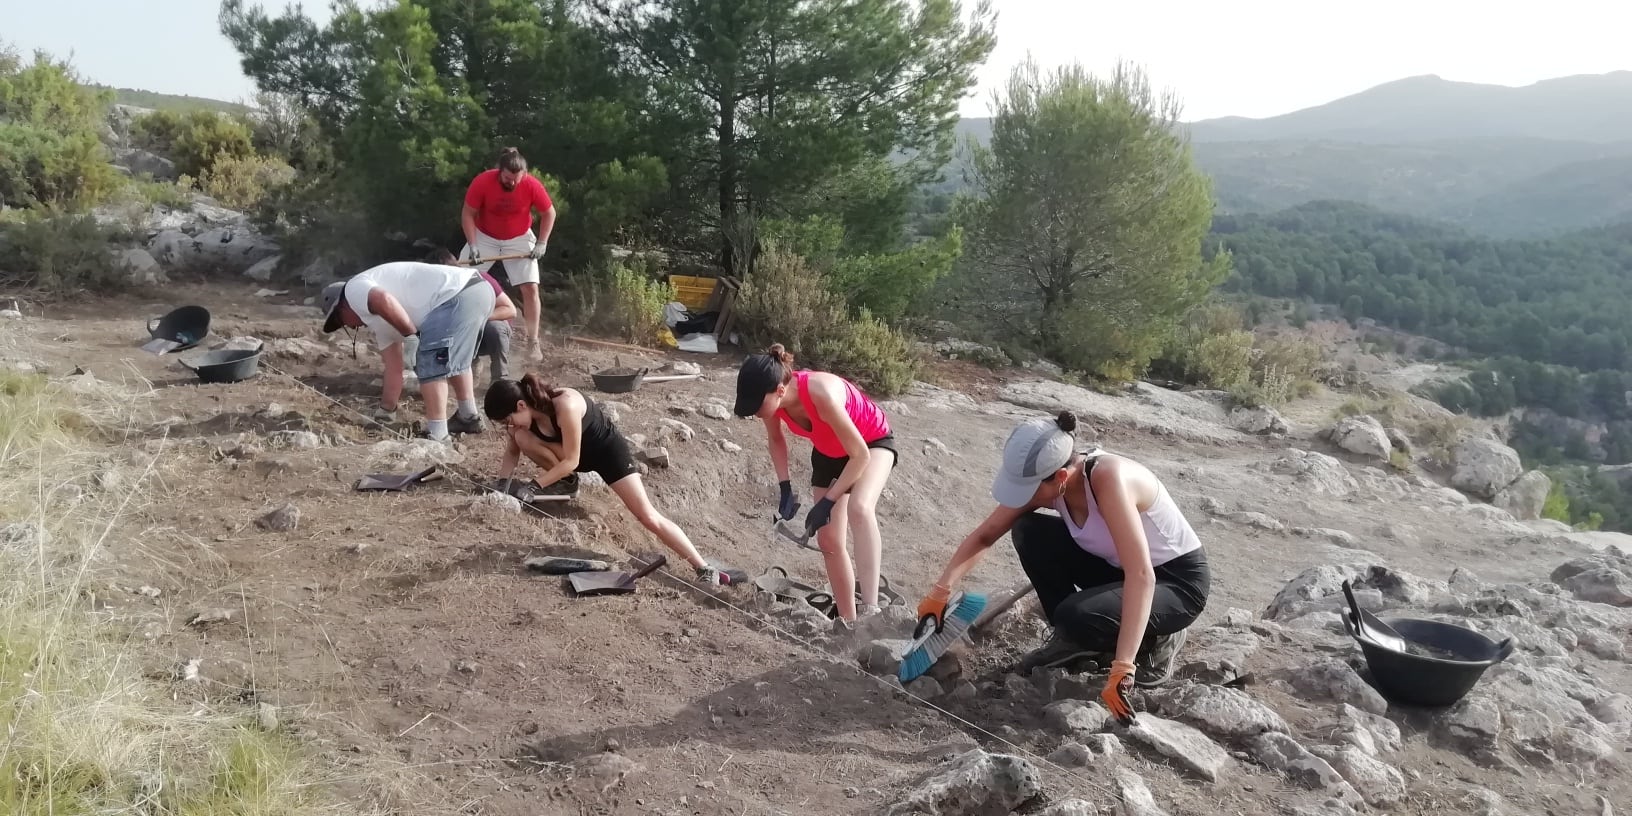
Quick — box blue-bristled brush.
[897,591,988,684]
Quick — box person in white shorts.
[459,146,556,363]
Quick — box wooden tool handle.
[630,554,668,580]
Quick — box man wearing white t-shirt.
[318,261,501,441]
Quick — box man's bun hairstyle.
[497,146,527,173]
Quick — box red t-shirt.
[464,169,553,240]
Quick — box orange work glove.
[1102,659,1138,726]
[916,583,952,630]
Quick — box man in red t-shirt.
[459,146,556,363]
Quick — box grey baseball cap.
[319,280,347,333]
[991,415,1076,508]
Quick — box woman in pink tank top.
[734,344,896,623]
[917,411,1210,725]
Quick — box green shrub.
[737,246,921,397]
[125,175,192,209]
[815,309,922,396]
[130,109,254,178]
[1542,479,1571,524]
[0,54,120,209]
[0,209,124,292]
[1186,329,1255,390]
[1387,449,1411,472]
[198,153,296,211]
[592,262,675,345]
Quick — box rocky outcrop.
[1493,470,1552,520]
[1270,449,1359,497]
[885,749,1041,816]
[1322,415,1392,462]
[1450,437,1523,499]
[1230,405,1289,437]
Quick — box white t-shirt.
[342,262,475,348]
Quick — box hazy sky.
[4,0,1628,121]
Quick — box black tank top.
[530,392,617,448]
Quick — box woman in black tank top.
[483,374,739,587]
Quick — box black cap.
[733,354,783,417]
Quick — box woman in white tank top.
[917,411,1210,725]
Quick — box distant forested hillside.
[100,86,250,114]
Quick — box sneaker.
[1134,629,1188,688]
[528,339,545,364]
[695,563,744,587]
[1017,630,1110,674]
[448,413,484,435]
[857,604,882,618]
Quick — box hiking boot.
[1018,630,1109,674]
[1135,629,1188,688]
[448,413,485,435]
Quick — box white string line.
[250,355,1127,804]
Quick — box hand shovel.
[568,554,667,596]
[1341,579,1409,653]
[355,465,439,492]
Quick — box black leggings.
[1011,511,1210,653]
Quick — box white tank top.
[1051,453,1202,569]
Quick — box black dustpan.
[355,465,439,492]
[569,554,667,596]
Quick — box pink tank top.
[776,371,891,459]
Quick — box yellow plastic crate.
[669,274,719,311]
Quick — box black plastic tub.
[1349,616,1514,708]
[146,305,211,351]
[180,342,263,384]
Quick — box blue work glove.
[777,480,800,520]
[804,497,836,536]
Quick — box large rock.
[885,749,1041,816]
[116,248,166,286]
[1125,715,1232,782]
[998,380,1230,445]
[1313,745,1407,808]
[1230,406,1289,437]
[1114,769,1168,816]
[1289,660,1389,716]
[1270,449,1358,497]
[1248,732,1361,804]
[1265,564,1363,620]
[1323,415,1392,462]
[191,227,280,275]
[1550,552,1632,607]
[1492,470,1551,521]
[1147,683,1289,740]
[243,254,282,283]
[1435,693,1502,761]
[1330,703,1402,756]
[366,439,463,471]
[1043,700,1110,736]
[1450,437,1523,499]
[113,147,176,181]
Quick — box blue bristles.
[898,592,988,684]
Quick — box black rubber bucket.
[147,306,211,351]
[1348,615,1514,708]
[591,366,648,393]
[179,341,264,384]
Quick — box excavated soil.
[4,280,1628,815]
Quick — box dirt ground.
[5,280,1628,815]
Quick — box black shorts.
[577,431,640,486]
[810,434,898,489]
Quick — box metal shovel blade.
[1342,579,1409,653]
[569,553,667,596]
[142,337,182,355]
[356,465,439,492]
